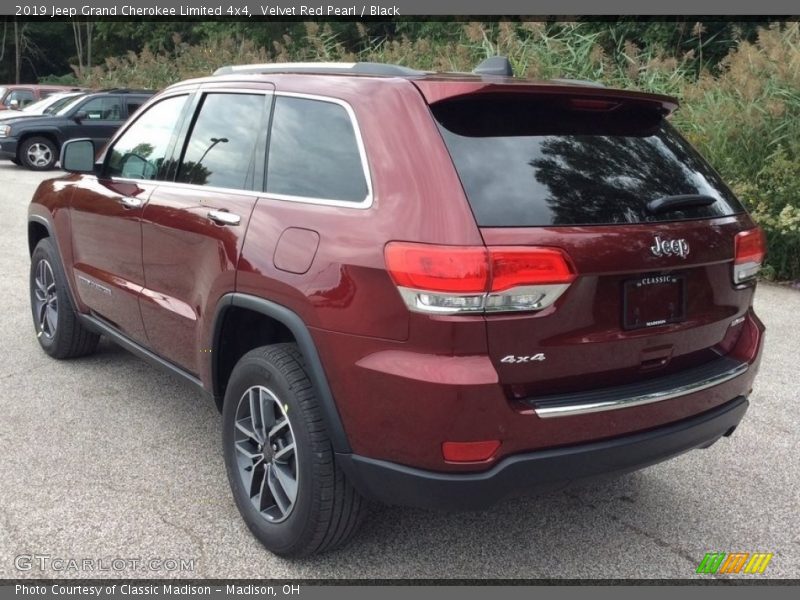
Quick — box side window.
[78,97,123,120]
[8,89,35,107]
[266,96,368,203]
[176,93,266,190]
[126,99,144,116]
[106,95,188,180]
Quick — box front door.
[69,93,192,344]
[69,177,155,343]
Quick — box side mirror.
[60,139,96,173]
[8,99,19,110]
[73,111,87,123]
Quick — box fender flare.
[18,127,64,146]
[211,293,352,454]
[28,214,80,310]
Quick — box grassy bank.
[77,22,800,280]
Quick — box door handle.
[208,210,241,226]
[119,196,143,209]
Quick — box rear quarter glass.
[432,95,744,226]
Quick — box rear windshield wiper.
[647,194,717,214]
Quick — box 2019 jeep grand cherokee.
[27,59,765,557]
[1,89,153,170]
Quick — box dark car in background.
[0,84,85,110]
[0,88,154,170]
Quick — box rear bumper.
[338,395,748,510]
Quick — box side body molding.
[211,293,352,454]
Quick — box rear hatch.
[424,83,756,398]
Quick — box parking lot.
[0,163,797,579]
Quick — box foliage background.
[2,19,798,279]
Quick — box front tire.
[30,238,100,359]
[222,344,365,557]
[20,136,57,170]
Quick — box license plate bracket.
[623,274,686,330]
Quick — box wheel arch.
[18,129,61,154]
[28,219,50,256]
[211,293,352,454]
[28,215,85,319]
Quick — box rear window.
[433,96,744,227]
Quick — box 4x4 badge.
[650,236,690,259]
[501,354,546,364]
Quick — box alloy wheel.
[26,143,53,168]
[33,259,58,338]
[233,385,299,523]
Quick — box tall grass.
[77,22,800,280]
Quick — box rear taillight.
[385,242,575,315]
[733,228,766,284]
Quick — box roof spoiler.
[472,56,514,77]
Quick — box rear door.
[124,95,149,119]
[139,88,272,375]
[431,93,754,397]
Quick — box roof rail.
[549,78,606,88]
[96,88,155,94]
[213,62,427,78]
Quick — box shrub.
[38,73,81,86]
[734,151,800,280]
[74,21,800,280]
[677,23,800,279]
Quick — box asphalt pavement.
[0,163,797,579]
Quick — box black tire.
[19,136,58,170]
[11,158,20,166]
[222,343,366,557]
[30,238,100,359]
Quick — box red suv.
[28,58,765,557]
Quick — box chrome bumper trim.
[534,362,749,419]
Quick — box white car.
[0,92,86,122]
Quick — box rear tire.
[30,238,100,359]
[19,136,57,170]
[222,343,366,557]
